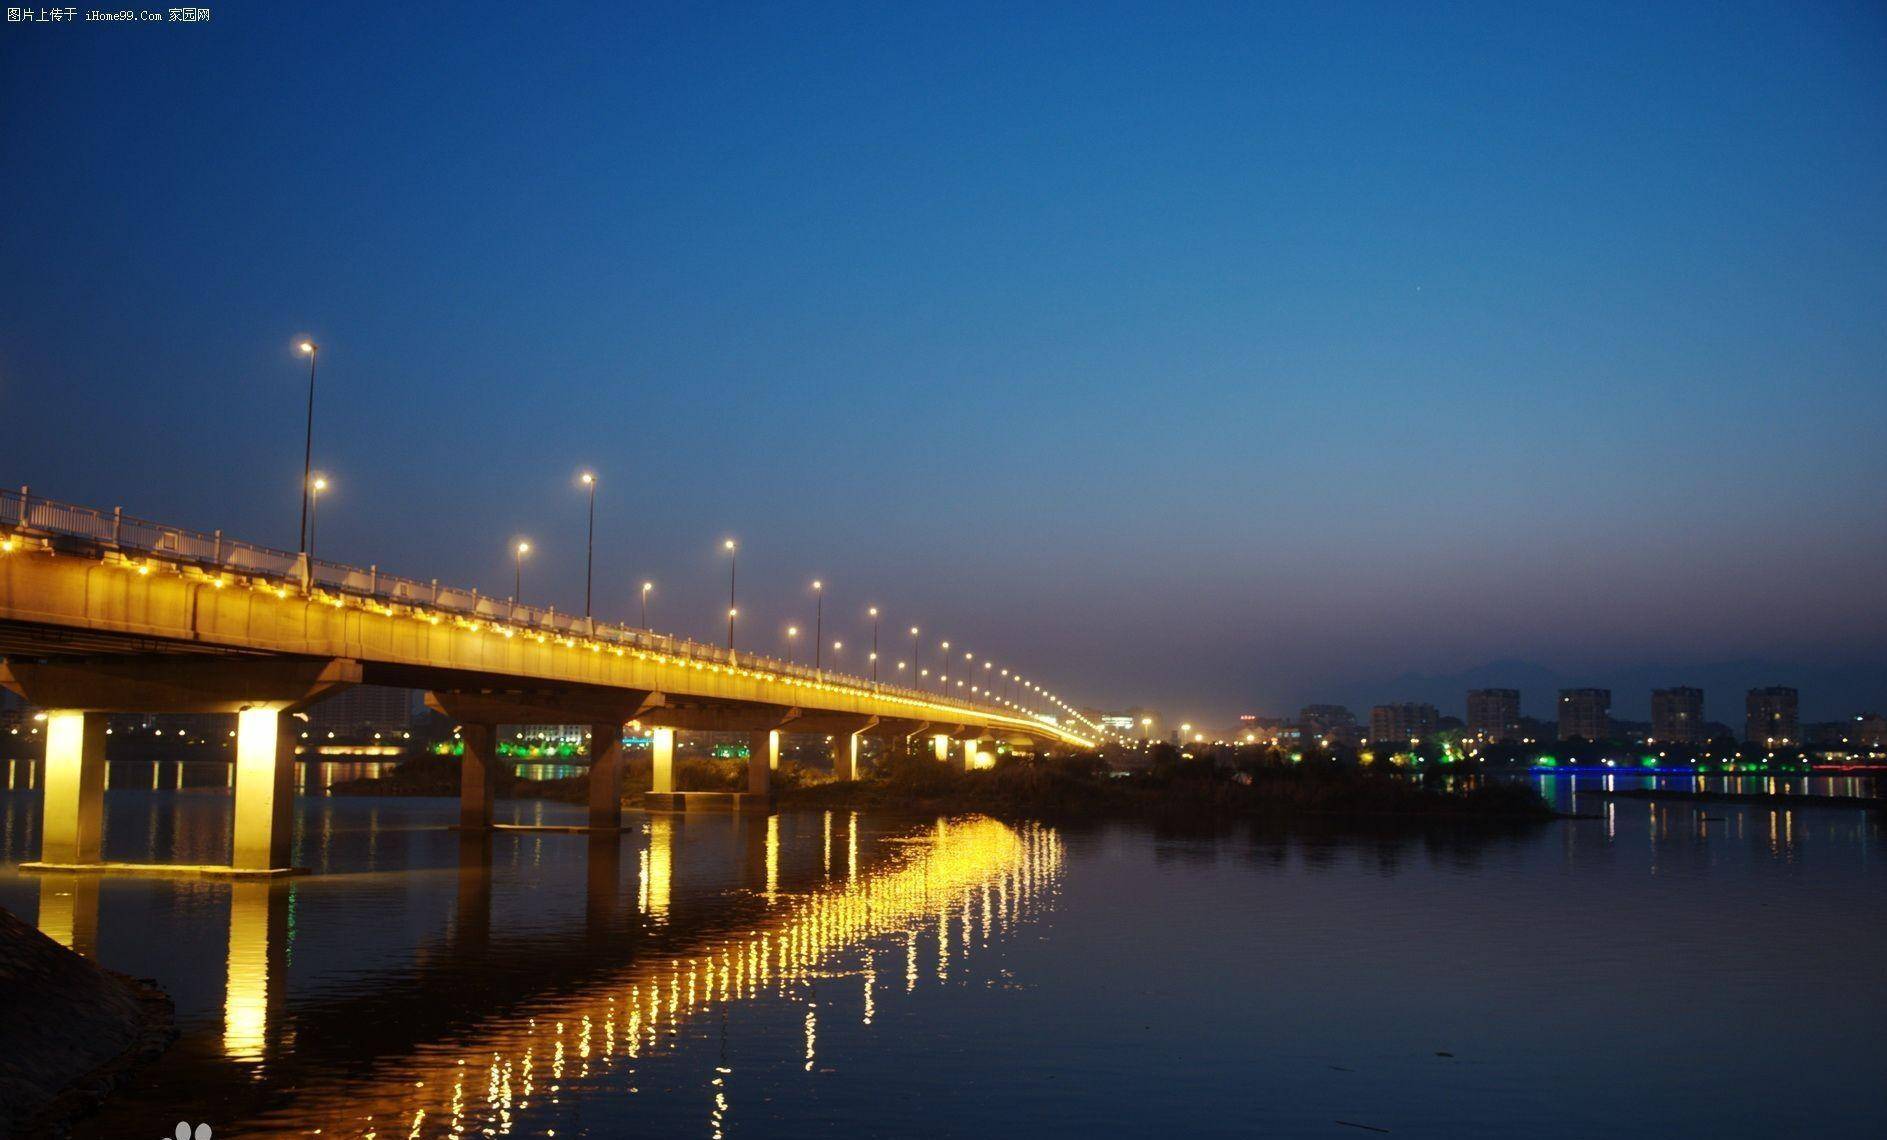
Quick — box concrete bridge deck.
[0,488,1101,874]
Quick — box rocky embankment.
[0,904,175,1138]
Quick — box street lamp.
[909,627,920,685]
[640,581,653,628]
[307,475,328,567]
[513,540,531,606]
[295,340,318,560]
[786,625,800,663]
[723,539,737,649]
[868,606,880,681]
[578,472,597,622]
[938,641,950,692]
[812,579,825,670]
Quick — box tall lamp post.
[307,476,328,568]
[640,581,653,628]
[786,625,800,663]
[295,341,319,558]
[938,641,950,693]
[910,627,920,687]
[513,541,531,605]
[723,539,737,649]
[579,472,597,622]
[868,606,880,682]
[811,580,825,669]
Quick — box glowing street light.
[293,339,321,585]
[785,624,800,662]
[640,580,653,628]
[513,540,531,605]
[723,539,737,649]
[307,475,329,567]
[938,641,950,692]
[868,606,880,682]
[578,471,597,621]
[812,579,825,669]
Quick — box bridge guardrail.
[2,485,1068,734]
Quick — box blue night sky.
[3,2,1884,724]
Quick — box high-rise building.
[1745,687,1799,746]
[1557,689,1611,742]
[1466,689,1521,743]
[1651,687,1704,745]
[1369,702,1438,744]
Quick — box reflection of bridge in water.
[47,812,1063,1138]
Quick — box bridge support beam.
[832,732,863,781]
[933,734,951,764]
[648,727,676,795]
[40,711,107,866]
[588,722,626,830]
[459,723,498,830]
[961,737,995,771]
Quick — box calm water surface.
[2,762,1883,1138]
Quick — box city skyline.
[4,4,1884,723]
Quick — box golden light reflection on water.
[270,815,1061,1139]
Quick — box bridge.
[0,487,1100,876]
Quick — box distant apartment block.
[1745,686,1799,746]
[1650,687,1704,745]
[1466,689,1521,743]
[1370,702,1438,744]
[1557,689,1611,742]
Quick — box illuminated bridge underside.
[0,540,1091,873]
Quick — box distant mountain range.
[1319,659,1887,725]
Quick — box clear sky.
[3,2,1884,724]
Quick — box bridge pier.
[933,734,951,763]
[747,729,778,796]
[648,726,676,795]
[3,656,359,875]
[40,711,107,865]
[232,709,299,872]
[459,722,498,830]
[588,722,626,830]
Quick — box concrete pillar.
[231,708,297,872]
[459,722,497,830]
[964,738,994,770]
[40,710,107,865]
[649,726,676,794]
[933,734,951,763]
[747,729,778,796]
[833,732,862,781]
[588,722,625,830]
[961,738,978,771]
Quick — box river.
[1,762,1882,1137]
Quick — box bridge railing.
[2,486,1068,734]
